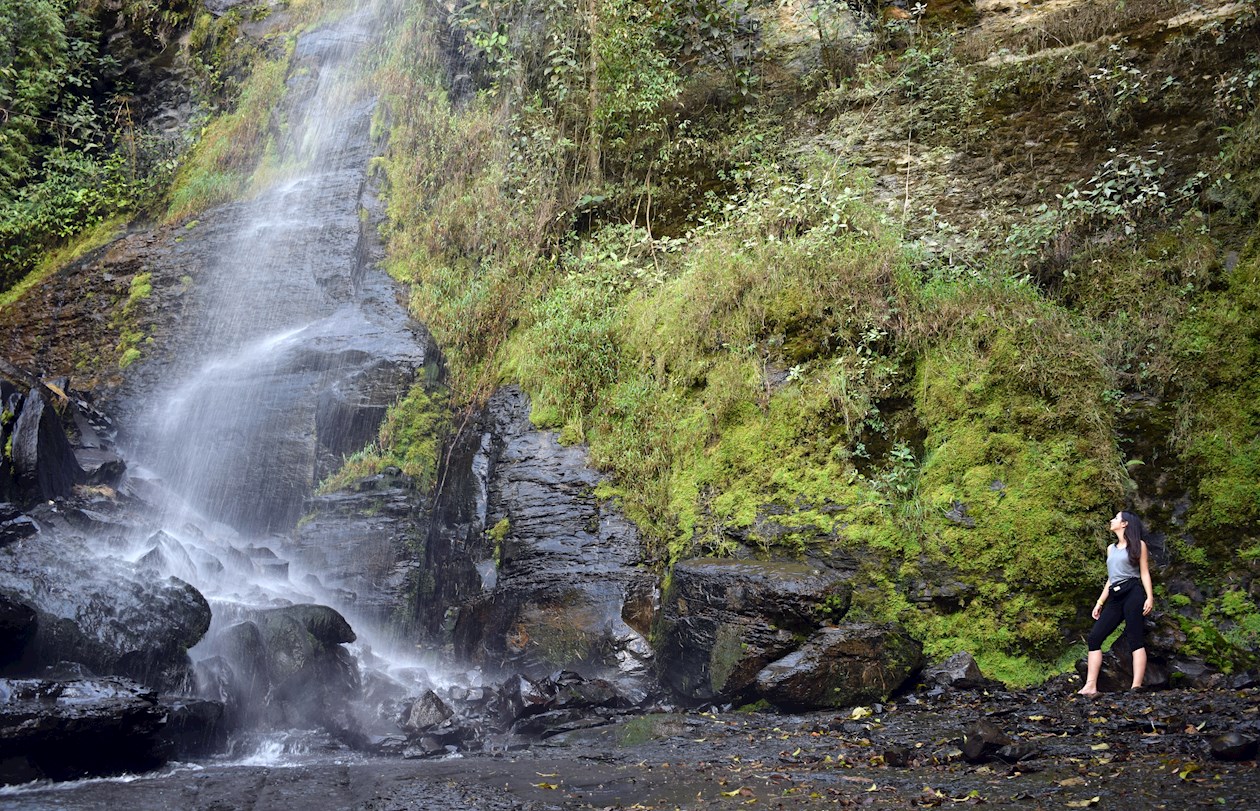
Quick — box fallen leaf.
[851,706,873,720]
[532,782,559,790]
[1090,743,1110,751]
[1065,797,1100,808]
[1058,777,1087,787]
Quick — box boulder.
[400,690,454,733]
[198,603,361,733]
[923,651,992,690]
[0,677,166,784]
[1209,731,1258,761]
[656,557,852,702]
[10,390,85,503]
[0,592,36,667]
[0,532,211,691]
[961,719,1012,764]
[755,623,922,710]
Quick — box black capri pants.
[1087,578,1146,652]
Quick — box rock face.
[755,623,923,710]
[290,469,429,629]
[441,387,656,684]
[0,677,166,784]
[0,528,211,691]
[656,557,852,702]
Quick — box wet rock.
[0,592,36,666]
[200,604,360,734]
[0,503,38,546]
[10,389,85,503]
[1209,731,1258,761]
[1168,657,1215,689]
[924,652,991,690]
[156,696,227,756]
[0,677,166,784]
[290,470,428,628]
[401,690,455,733]
[75,448,127,486]
[755,622,923,710]
[657,557,853,702]
[961,719,1012,763]
[450,387,657,684]
[0,531,211,691]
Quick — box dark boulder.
[0,677,166,784]
[0,532,211,691]
[923,652,993,690]
[656,557,853,702]
[754,622,923,710]
[200,604,361,734]
[0,592,36,667]
[961,719,1012,764]
[10,390,85,503]
[1209,731,1259,761]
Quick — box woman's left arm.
[1140,541,1154,616]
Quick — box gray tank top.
[1107,543,1141,582]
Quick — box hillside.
[2,0,1259,686]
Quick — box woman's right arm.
[1093,580,1111,620]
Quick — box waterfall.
[110,0,443,746]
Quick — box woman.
[1077,510,1155,695]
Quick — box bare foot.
[1076,686,1098,696]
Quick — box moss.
[708,623,746,694]
[319,383,449,493]
[1172,247,1260,553]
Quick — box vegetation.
[0,0,195,292]
[5,0,1259,685]
[364,0,1260,683]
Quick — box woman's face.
[1109,512,1127,532]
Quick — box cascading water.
[110,0,445,755]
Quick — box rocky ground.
[3,682,1256,810]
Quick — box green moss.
[708,623,746,694]
[1173,248,1260,553]
[319,383,449,493]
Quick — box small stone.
[1209,732,1258,761]
[962,719,1012,763]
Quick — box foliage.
[0,0,188,291]
[1171,247,1260,550]
[319,383,449,493]
[166,35,294,221]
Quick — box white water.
[98,0,452,758]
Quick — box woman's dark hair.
[1121,511,1144,567]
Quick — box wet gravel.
[3,682,1257,810]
